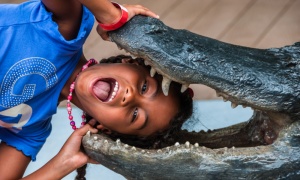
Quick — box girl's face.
[75,62,179,137]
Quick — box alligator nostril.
[286,62,296,68]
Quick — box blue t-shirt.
[0,0,94,160]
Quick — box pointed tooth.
[185,141,190,148]
[223,98,228,102]
[86,131,91,137]
[162,76,171,96]
[180,84,189,93]
[231,102,238,108]
[144,60,149,66]
[150,67,156,77]
[116,139,121,145]
[224,147,228,152]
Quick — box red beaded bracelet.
[97,2,128,31]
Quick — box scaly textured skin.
[83,122,300,179]
[82,16,300,179]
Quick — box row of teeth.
[144,61,189,96]
[108,81,119,102]
[140,59,252,109]
[86,132,237,153]
[216,91,250,109]
[119,48,189,96]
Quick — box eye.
[131,108,138,123]
[141,80,147,94]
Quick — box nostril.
[126,89,128,93]
[123,97,125,102]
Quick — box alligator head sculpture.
[82,16,300,179]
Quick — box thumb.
[76,123,98,137]
[96,25,110,41]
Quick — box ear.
[121,58,139,65]
[96,124,112,135]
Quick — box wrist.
[49,155,76,179]
[22,155,76,179]
[96,2,128,31]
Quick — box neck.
[59,56,87,109]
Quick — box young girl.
[1,0,193,179]
[76,54,194,179]
[0,0,160,179]
[25,54,193,179]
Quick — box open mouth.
[82,15,300,179]
[92,78,119,102]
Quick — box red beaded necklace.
[66,59,97,130]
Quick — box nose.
[121,87,135,106]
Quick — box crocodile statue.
[82,16,300,179]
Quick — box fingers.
[131,5,159,18]
[87,118,97,126]
[96,25,110,41]
[124,4,159,20]
[87,158,100,164]
[75,123,98,136]
[62,123,97,150]
[95,4,159,41]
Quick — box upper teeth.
[162,76,172,96]
[216,91,250,109]
[150,67,156,77]
[181,84,189,93]
[108,81,119,102]
[145,60,190,96]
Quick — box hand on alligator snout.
[96,4,159,41]
[96,25,110,41]
[56,122,99,170]
[123,4,159,20]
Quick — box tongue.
[93,80,111,101]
